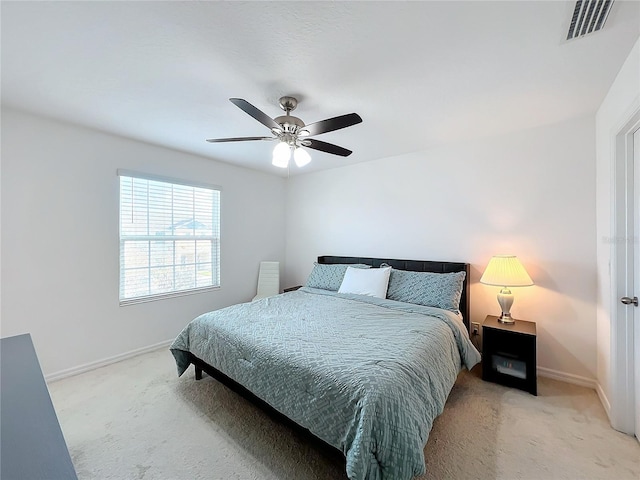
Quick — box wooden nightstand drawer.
[482,315,537,395]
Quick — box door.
[634,127,639,442]
[613,115,640,436]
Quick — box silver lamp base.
[498,312,515,324]
[497,287,516,324]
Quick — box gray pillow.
[386,269,466,313]
[304,263,371,291]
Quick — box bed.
[170,256,481,480]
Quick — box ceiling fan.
[206,96,362,168]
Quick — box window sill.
[119,285,220,306]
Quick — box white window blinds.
[118,172,220,303]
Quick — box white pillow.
[338,266,392,298]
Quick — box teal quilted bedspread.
[171,287,480,480]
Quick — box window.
[118,171,220,304]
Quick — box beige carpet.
[48,348,640,480]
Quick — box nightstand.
[283,285,302,292]
[482,315,537,395]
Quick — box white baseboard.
[45,339,173,383]
[44,344,610,409]
[595,382,612,420]
[535,368,613,420]
[537,366,597,389]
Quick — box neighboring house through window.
[118,170,220,304]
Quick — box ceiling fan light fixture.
[294,147,311,167]
[272,141,291,168]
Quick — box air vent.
[567,0,614,40]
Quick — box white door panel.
[634,127,639,442]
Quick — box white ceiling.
[2,1,639,177]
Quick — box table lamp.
[480,255,533,324]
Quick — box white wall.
[1,108,286,377]
[595,37,640,412]
[285,114,597,381]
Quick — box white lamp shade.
[480,255,533,287]
[272,142,291,168]
[293,147,311,167]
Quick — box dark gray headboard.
[317,255,470,330]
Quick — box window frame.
[117,169,221,306]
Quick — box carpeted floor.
[48,347,640,480]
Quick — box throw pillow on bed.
[304,263,370,291]
[386,269,466,313]
[338,266,392,299]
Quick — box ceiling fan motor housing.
[273,114,306,135]
[273,96,309,137]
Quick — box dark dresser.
[1,333,77,479]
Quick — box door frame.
[610,107,640,434]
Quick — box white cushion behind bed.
[338,266,391,298]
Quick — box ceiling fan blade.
[303,138,353,157]
[206,136,274,143]
[229,98,281,131]
[302,113,362,137]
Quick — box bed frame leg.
[195,365,203,380]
